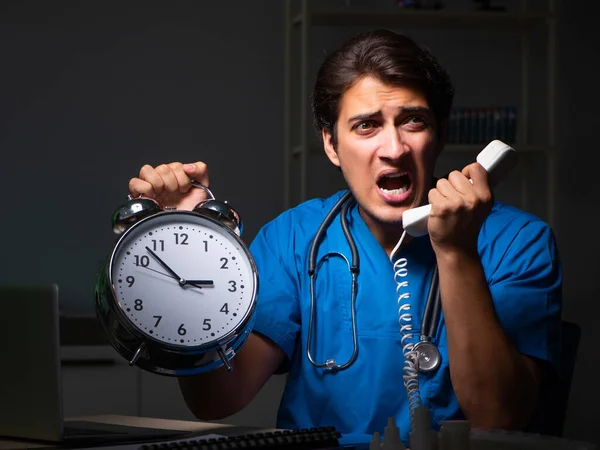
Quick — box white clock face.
[109,212,256,347]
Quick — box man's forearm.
[436,249,539,429]
[178,333,285,420]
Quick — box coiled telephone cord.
[390,231,421,430]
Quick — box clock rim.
[106,209,258,352]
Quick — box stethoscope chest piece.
[414,340,441,373]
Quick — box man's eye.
[404,116,429,129]
[354,121,375,132]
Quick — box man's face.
[323,76,443,238]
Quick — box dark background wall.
[1,0,598,446]
[0,0,285,315]
[555,0,600,444]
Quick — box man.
[128,30,562,443]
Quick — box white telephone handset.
[402,140,518,237]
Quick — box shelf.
[292,9,551,30]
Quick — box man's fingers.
[434,177,454,199]
[168,162,192,193]
[463,162,492,201]
[462,162,489,187]
[128,161,210,211]
[444,170,472,195]
[155,164,180,194]
[427,188,446,206]
[129,178,156,199]
[183,162,210,187]
[136,162,194,196]
[138,164,166,195]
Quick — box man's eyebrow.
[347,111,382,123]
[398,106,432,115]
[347,106,432,124]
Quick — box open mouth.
[377,172,411,196]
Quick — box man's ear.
[323,129,340,167]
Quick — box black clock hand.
[140,266,206,291]
[144,247,210,290]
[145,246,185,285]
[184,280,214,286]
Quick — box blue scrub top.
[249,190,562,443]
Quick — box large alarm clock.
[95,184,258,376]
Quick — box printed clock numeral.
[174,233,188,245]
[134,255,150,267]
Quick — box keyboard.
[138,427,342,450]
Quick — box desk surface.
[3,415,599,450]
[0,415,260,450]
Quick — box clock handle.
[190,181,216,200]
[189,181,244,236]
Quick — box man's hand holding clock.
[129,161,210,211]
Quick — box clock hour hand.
[183,280,214,287]
[145,246,186,285]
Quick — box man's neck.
[357,206,412,258]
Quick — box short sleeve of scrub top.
[248,207,304,370]
[479,203,562,368]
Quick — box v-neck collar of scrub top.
[345,199,436,270]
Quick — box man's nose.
[380,126,408,160]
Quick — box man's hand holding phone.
[402,140,518,250]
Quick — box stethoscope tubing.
[306,191,441,373]
[307,191,359,371]
[421,265,441,341]
[308,191,357,276]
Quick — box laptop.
[0,283,190,446]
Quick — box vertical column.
[299,0,309,204]
[283,0,292,210]
[519,0,531,214]
[547,0,557,233]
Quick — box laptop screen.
[0,283,65,441]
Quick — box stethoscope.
[306,190,442,373]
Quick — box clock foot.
[129,342,146,366]
[216,347,233,372]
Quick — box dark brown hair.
[312,29,455,146]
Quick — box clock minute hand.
[145,246,185,285]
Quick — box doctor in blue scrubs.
[128,29,562,445]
